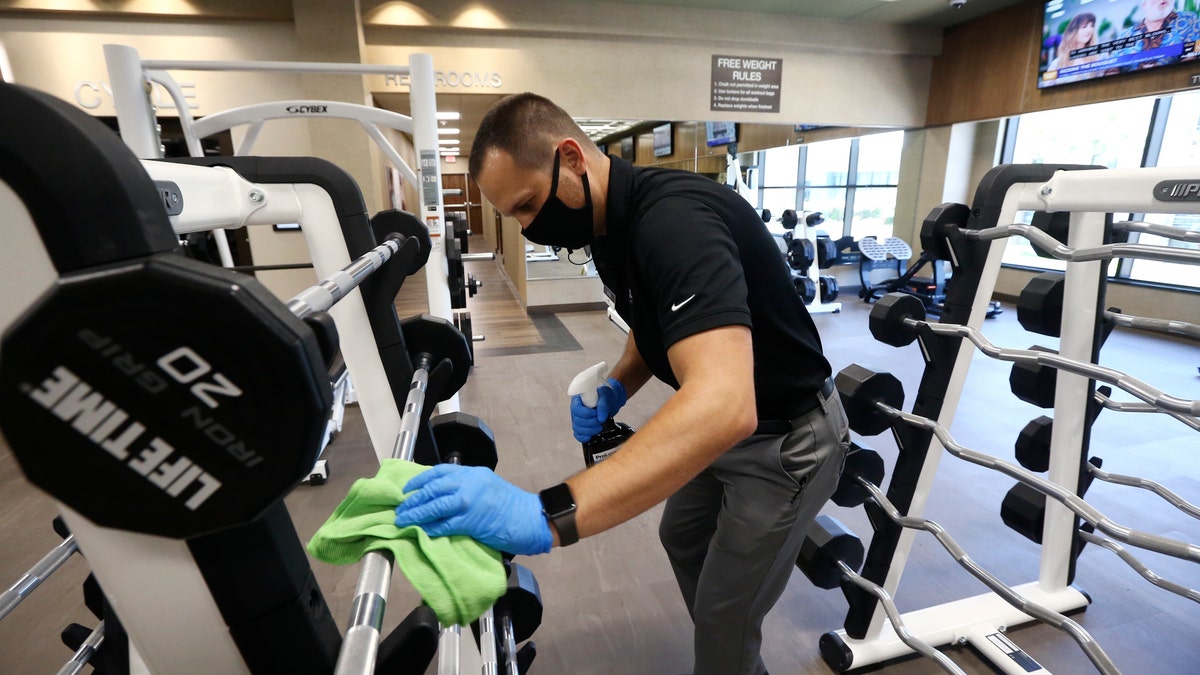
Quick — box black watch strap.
[539,483,579,546]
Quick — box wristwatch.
[538,483,579,546]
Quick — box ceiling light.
[438,139,458,145]
[437,128,460,135]
[436,111,460,121]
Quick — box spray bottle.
[568,361,636,467]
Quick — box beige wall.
[0,15,328,299]
[359,0,939,129]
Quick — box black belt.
[755,378,835,436]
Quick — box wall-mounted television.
[652,122,673,157]
[705,121,737,147]
[1039,0,1200,89]
[620,136,635,160]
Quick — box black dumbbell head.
[431,411,498,470]
[1008,346,1057,409]
[1014,415,1053,472]
[835,364,904,437]
[796,514,863,589]
[499,561,544,644]
[1017,272,1064,337]
[868,293,926,348]
[781,209,799,230]
[371,210,431,275]
[400,315,473,401]
[1000,482,1046,545]
[830,443,885,507]
[794,275,817,304]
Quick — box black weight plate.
[371,210,431,275]
[400,315,472,402]
[0,255,330,539]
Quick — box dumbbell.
[1008,346,1058,408]
[761,208,772,223]
[1001,457,1101,552]
[829,443,885,508]
[475,559,543,675]
[787,237,816,271]
[781,209,799,230]
[795,514,865,590]
[819,275,839,303]
[430,411,497,470]
[793,275,817,304]
[867,292,926,348]
[816,237,838,269]
[834,364,905,437]
[1014,386,1108,472]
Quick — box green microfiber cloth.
[306,458,506,626]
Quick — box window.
[1130,92,1200,288]
[760,144,800,218]
[755,131,904,239]
[1002,96,1155,273]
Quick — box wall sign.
[710,55,782,113]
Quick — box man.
[394,93,849,675]
[1116,0,1200,68]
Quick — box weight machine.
[102,44,457,335]
[0,82,537,675]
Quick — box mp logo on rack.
[1154,180,1200,201]
[287,105,328,114]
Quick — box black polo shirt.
[593,156,830,421]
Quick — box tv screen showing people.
[705,121,737,147]
[1039,0,1200,88]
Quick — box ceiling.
[373,0,1028,159]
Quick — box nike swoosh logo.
[671,294,697,312]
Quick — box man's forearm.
[608,330,652,398]
[559,326,758,542]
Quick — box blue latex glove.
[393,464,552,556]
[569,377,627,443]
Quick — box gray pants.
[659,388,850,675]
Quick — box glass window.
[1009,97,1154,169]
[856,131,904,185]
[1002,97,1155,270]
[851,187,899,240]
[802,187,847,236]
[761,144,799,187]
[805,138,851,186]
[1131,91,1200,288]
[760,188,797,219]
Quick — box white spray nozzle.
[567,361,608,408]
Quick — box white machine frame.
[102,44,454,331]
[833,166,1200,673]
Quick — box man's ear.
[558,138,587,174]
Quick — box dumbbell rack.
[777,210,841,314]
[822,163,1200,674]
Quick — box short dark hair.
[468,93,597,178]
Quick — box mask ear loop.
[547,148,561,198]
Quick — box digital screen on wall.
[620,136,635,159]
[705,121,737,147]
[652,123,673,157]
[1039,0,1200,89]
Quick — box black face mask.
[522,150,594,250]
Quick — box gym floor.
[2,247,1198,674]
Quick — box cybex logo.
[1155,180,1200,201]
[286,105,328,114]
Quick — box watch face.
[541,483,575,516]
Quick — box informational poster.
[711,55,782,113]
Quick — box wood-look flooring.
[2,248,1198,674]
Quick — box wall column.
[291,0,384,215]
